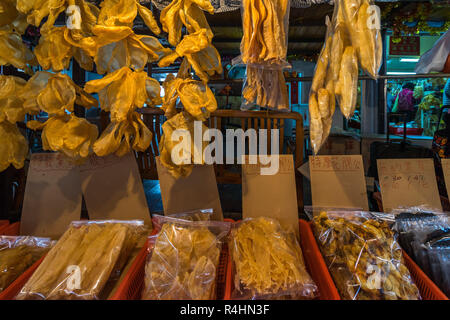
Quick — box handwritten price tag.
[310,155,369,210]
[377,159,442,212]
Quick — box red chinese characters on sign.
[310,156,361,171]
[389,36,420,56]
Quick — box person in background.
[393,82,417,121]
[386,86,396,112]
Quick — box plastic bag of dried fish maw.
[308,16,336,155]
[241,63,290,111]
[142,216,231,300]
[239,0,291,111]
[16,220,148,300]
[338,0,383,79]
[312,210,421,300]
[0,236,54,293]
[152,209,215,231]
[229,217,318,300]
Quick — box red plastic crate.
[224,219,340,300]
[110,220,233,300]
[307,220,448,300]
[0,222,20,236]
[0,255,46,300]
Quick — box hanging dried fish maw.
[356,1,382,78]
[0,30,36,70]
[27,114,99,163]
[35,27,73,72]
[0,121,28,172]
[0,75,27,124]
[336,46,358,119]
[309,93,323,155]
[177,80,217,121]
[158,111,209,178]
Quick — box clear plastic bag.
[0,236,54,293]
[142,216,231,300]
[239,0,291,111]
[16,220,148,300]
[393,210,450,296]
[229,217,317,300]
[152,209,215,231]
[308,0,382,153]
[312,210,421,300]
[340,0,382,79]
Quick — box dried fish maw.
[336,46,358,119]
[309,93,323,155]
[0,75,27,123]
[230,217,317,299]
[136,3,160,35]
[177,80,217,121]
[0,121,28,172]
[35,27,72,72]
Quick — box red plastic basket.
[402,250,448,300]
[0,254,46,300]
[307,220,448,300]
[224,219,340,300]
[0,222,20,236]
[299,220,341,300]
[110,220,233,300]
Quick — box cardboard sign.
[20,153,82,239]
[242,155,299,237]
[377,159,442,212]
[156,157,223,221]
[310,155,369,211]
[79,153,151,225]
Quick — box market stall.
[0,0,449,303]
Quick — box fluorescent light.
[386,72,417,75]
[400,58,419,63]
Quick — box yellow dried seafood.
[0,30,36,71]
[159,111,209,178]
[16,220,146,300]
[0,121,28,172]
[0,75,27,123]
[239,0,290,111]
[25,72,99,163]
[229,217,317,299]
[0,75,28,172]
[0,236,53,293]
[142,222,221,300]
[313,211,421,300]
[28,114,98,163]
[85,67,159,157]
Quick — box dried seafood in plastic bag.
[313,211,421,300]
[142,218,229,300]
[0,236,54,293]
[240,0,290,111]
[229,217,317,299]
[16,220,147,300]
